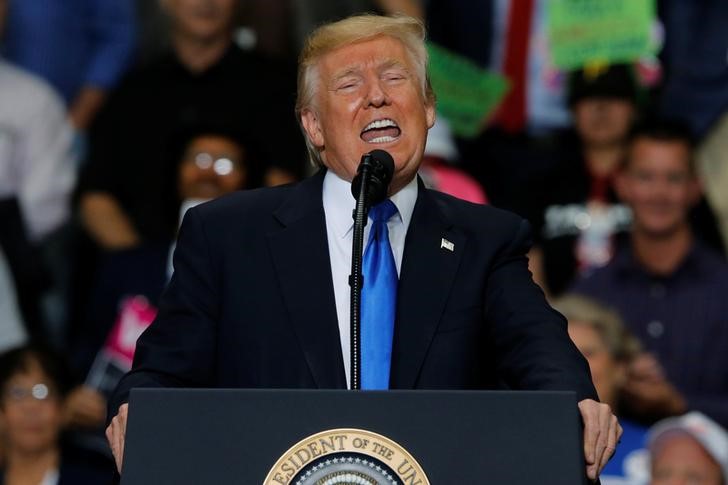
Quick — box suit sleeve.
[108,207,219,415]
[484,218,598,402]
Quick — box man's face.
[573,98,635,148]
[301,35,435,194]
[650,434,723,485]
[162,0,236,42]
[178,134,246,200]
[617,138,699,238]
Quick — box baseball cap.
[648,412,728,483]
[567,63,639,107]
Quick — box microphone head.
[351,150,395,206]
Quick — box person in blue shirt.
[2,0,136,131]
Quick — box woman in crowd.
[0,344,111,484]
[552,294,648,484]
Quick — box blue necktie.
[361,200,398,390]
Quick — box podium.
[121,389,590,484]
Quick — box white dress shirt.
[322,170,418,386]
[0,60,75,242]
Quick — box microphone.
[349,149,394,389]
[350,149,395,207]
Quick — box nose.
[365,79,389,108]
[197,165,219,183]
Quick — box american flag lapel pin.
[440,238,454,252]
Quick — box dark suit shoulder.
[182,173,325,252]
[173,185,297,261]
[194,184,296,223]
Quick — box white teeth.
[367,135,396,143]
[363,118,398,131]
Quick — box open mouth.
[360,118,401,144]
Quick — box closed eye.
[337,83,360,93]
[333,75,362,92]
[383,71,407,82]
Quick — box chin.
[638,223,683,239]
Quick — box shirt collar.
[322,169,418,239]
[614,237,708,281]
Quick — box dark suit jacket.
[111,170,596,411]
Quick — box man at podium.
[107,14,621,481]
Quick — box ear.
[687,175,703,207]
[301,108,325,149]
[234,163,248,189]
[425,98,436,129]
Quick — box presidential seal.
[264,429,430,485]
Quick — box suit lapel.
[267,170,347,389]
[391,185,467,388]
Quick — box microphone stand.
[349,155,373,391]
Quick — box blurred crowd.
[0,0,727,483]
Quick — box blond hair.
[296,14,434,166]
[551,294,641,362]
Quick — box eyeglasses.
[188,152,240,176]
[3,383,55,402]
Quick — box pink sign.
[103,295,157,369]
